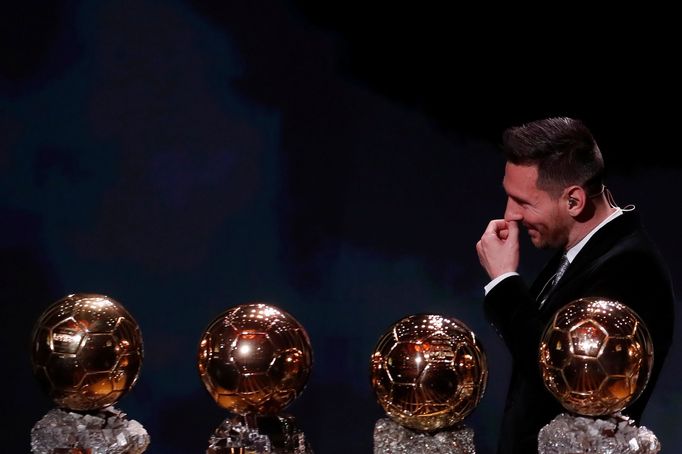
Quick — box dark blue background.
[2,2,680,452]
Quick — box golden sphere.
[370,314,488,431]
[197,303,313,415]
[539,297,654,416]
[30,293,144,411]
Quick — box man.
[476,117,674,453]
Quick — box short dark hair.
[502,117,604,197]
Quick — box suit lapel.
[537,211,639,313]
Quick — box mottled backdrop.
[1,2,680,453]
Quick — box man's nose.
[504,199,522,222]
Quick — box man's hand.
[476,219,520,279]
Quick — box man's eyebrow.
[501,180,529,203]
[507,192,530,204]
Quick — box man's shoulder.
[585,209,654,253]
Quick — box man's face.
[502,162,569,249]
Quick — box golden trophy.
[30,293,149,453]
[197,302,313,453]
[538,297,660,453]
[370,313,487,453]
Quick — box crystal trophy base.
[207,413,313,454]
[373,417,475,454]
[31,406,150,454]
[538,412,661,454]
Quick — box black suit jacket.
[484,210,675,454]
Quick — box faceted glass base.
[207,414,313,454]
[373,418,476,454]
[538,413,661,454]
[31,406,150,454]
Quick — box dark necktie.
[538,253,570,308]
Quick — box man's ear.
[565,186,586,215]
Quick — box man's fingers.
[506,220,519,240]
[481,219,520,242]
[484,219,508,238]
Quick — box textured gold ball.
[370,314,488,431]
[30,293,144,411]
[539,297,654,416]
[197,303,313,415]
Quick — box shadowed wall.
[1,2,680,452]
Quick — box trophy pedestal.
[207,413,312,454]
[373,418,475,454]
[538,413,660,454]
[30,406,150,454]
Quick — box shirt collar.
[565,207,624,263]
